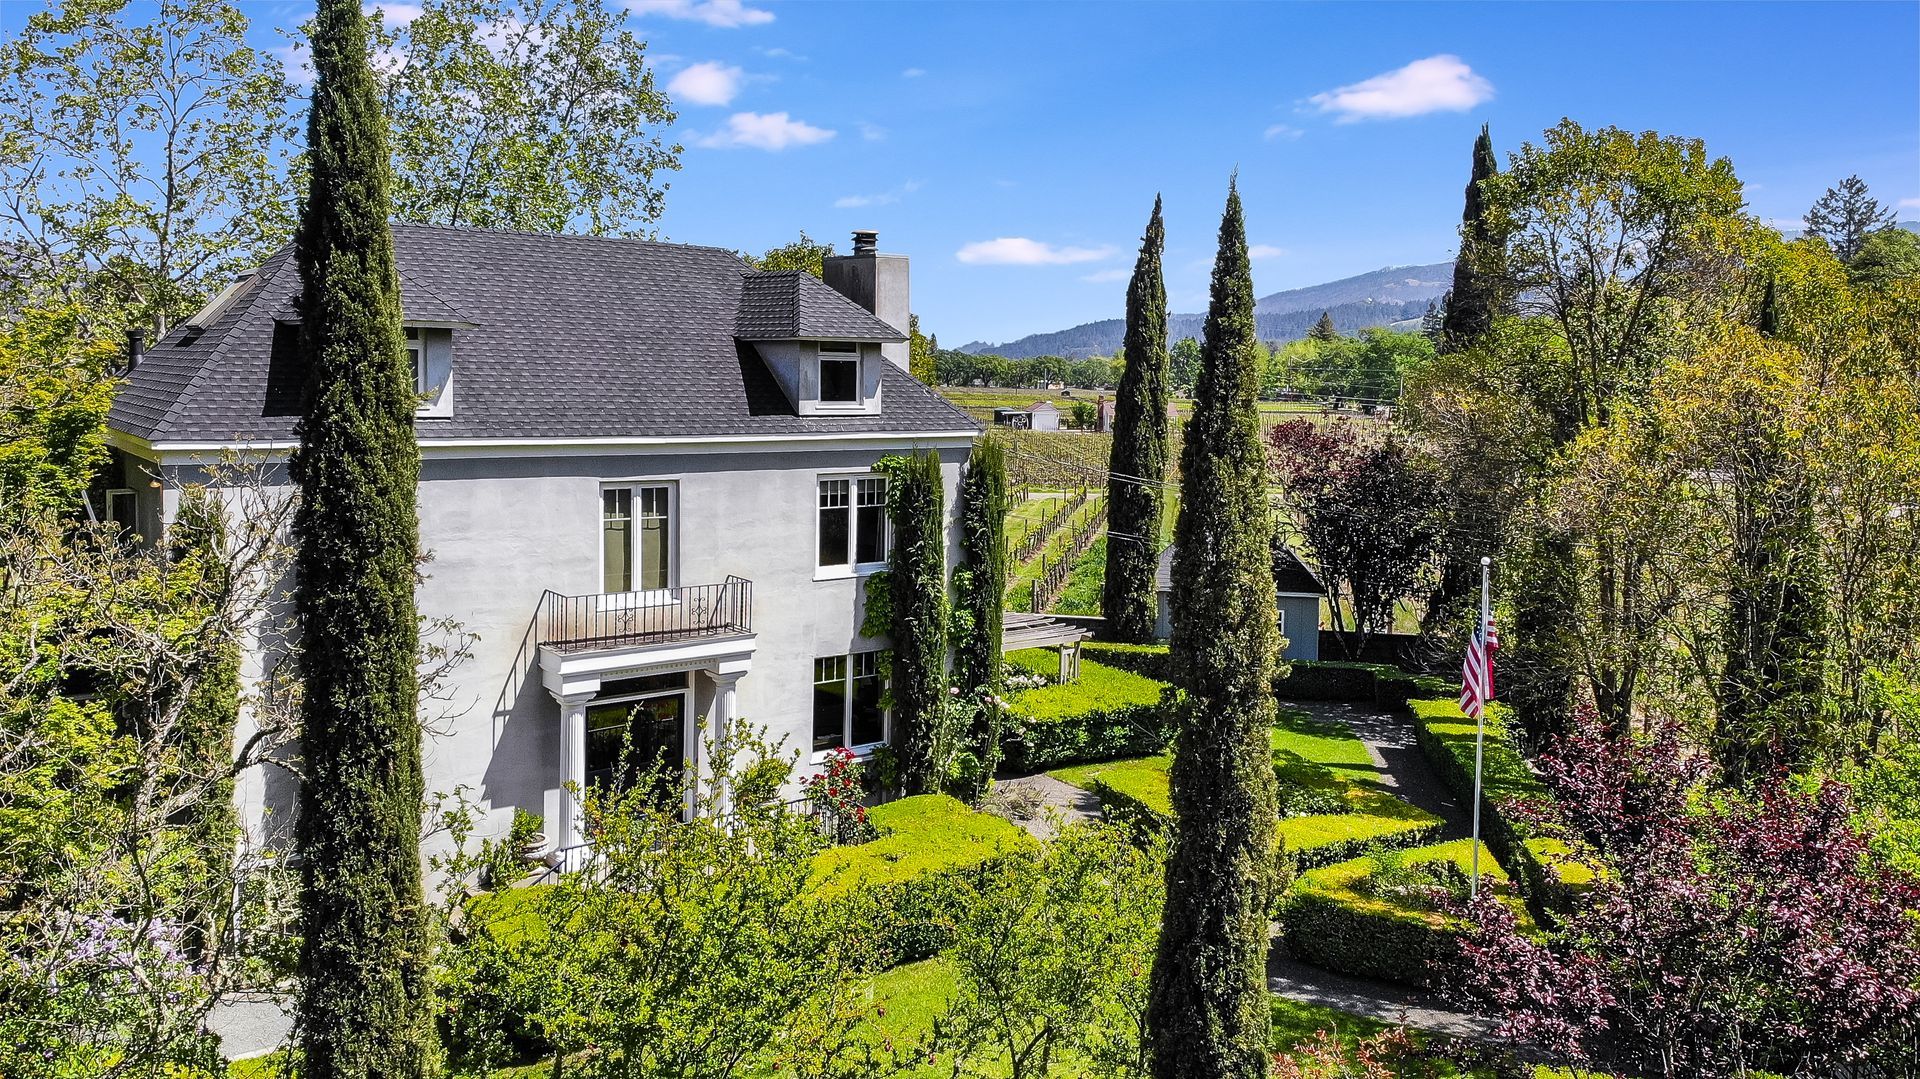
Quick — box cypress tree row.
[1439,124,1502,353]
[954,435,1008,799]
[1146,178,1281,1079]
[887,449,950,795]
[1102,196,1170,643]
[290,1,430,1075]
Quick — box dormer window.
[819,342,860,404]
[405,328,426,394]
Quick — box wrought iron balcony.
[537,577,753,654]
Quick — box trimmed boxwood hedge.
[1000,650,1173,771]
[1081,642,1456,710]
[1282,839,1536,988]
[1405,697,1588,920]
[810,794,1033,961]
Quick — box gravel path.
[990,771,1105,839]
[1267,953,1492,1041]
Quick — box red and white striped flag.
[1460,613,1498,719]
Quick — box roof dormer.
[736,270,904,416]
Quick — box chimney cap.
[851,229,879,254]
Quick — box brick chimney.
[823,229,910,372]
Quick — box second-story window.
[603,485,672,593]
[817,476,887,571]
[819,341,859,404]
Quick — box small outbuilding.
[1153,544,1326,660]
[1024,400,1062,432]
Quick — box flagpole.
[1470,555,1490,899]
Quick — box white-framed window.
[96,488,134,529]
[813,650,887,752]
[602,485,673,593]
[405,327,426,395]
[817,475,887,572]
[818,341,860,405]
[1277,608,1286,638]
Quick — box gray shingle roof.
[736,271,906,341]
[108,224,974,444]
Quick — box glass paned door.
[584,694,687,809]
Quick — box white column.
[707,671,745,819]
[555,692,595,852]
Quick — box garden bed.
[1000,649,1172,771]
[1281,839,1536,988]
[1405,698,1590,918]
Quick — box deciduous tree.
[289,1,430,1074]
[1146,177,1280,1079]
[370,0,681,233]
[1104,196,1170,643]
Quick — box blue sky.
[103,1,1920,343]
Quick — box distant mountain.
[965,261,1452,359]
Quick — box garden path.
[991,771,1104,840]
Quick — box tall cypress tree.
[291,1,429,1075]
[954,435,1008,799]
[1439,124,1502,353]
[887,449,950,795]
[1102,196,1170,642]
[1146,178,1280,1079]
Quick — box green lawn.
[1048,710,1441,859]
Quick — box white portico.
[536,579,757,853]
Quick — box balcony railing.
[537,577,753,653]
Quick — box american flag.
[1460,613,1498,719]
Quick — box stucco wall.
[144,440,969,857]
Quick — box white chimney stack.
[824,229,910,372]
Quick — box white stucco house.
[102,226,979,862]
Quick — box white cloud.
[696,111,835,150]
[858,121,888,142]
[667,61,744,106]
[1248,244,1286,260]
[835,180,922,209]
[956,238,1115,266]
[1900,197,1920,210]
[1263,123,1303,141]
[1308,54,1493,122]
[1080,268,1131,283]
[901,67,926,78]
[756,46,801,59]
[364,2,424,26]
[631,0,774,28]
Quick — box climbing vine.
[876,451,951,795]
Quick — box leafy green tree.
[749,229,835,276]
[1307,310,1339,342]
[1482,120,1748,731]
[953,436,1008,800]
[937,822,1166,1079]
[1168,336,1202,396]
[289,1,430,1075]
[1804,175,1895,262]
[884,450,952,795]
[437,734,891,1078]
[1439,124,1504,353]
[910,313,938,383]
[1847,226,1920,291]
[1146,178,1280,1079]
[0,0,297,335]
[372,0,681,233]
[1103,197,1171,643]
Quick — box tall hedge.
[954,436,1007,798]
[290,1,430,1075]
[886,450,950,795]
[1146,178,1281,1079]
[1103,196,1170,642]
